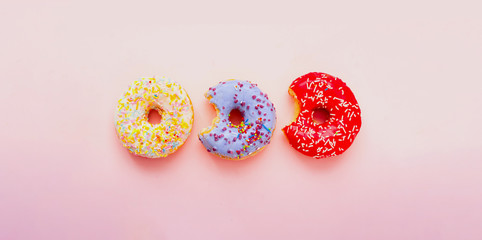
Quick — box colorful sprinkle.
[114,77,194,158]
[199,80,276,160]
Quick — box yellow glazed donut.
[115,77,194,158]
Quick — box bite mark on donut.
[199,80,277,160]
[282,72,362,158]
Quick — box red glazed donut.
[283,72,362,158]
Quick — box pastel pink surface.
[1,1,482,239]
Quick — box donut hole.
[228,109,244,126]
[312,108,330,124]
[147,108,162,125]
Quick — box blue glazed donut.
[199,80,277,160]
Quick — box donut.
[283,72,361,158]
[115,77,194,158]
[199,80,276,160]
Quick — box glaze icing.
[283,72,361,158]
[199,80,276,160]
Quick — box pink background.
[1,1,482,239]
